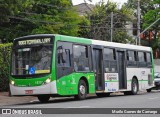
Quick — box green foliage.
[78,16,90,38]
[142,0,160,49]
[113,29,134,44]
[125,0,154,16]
[0,43,12,91]
[87,0,134,43]
[0,0,81,42]
[0,0,18,23]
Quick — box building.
[74,3,94,16]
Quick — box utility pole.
[111,12,113,42]
[137,0,141,45]
[136,0,141,45]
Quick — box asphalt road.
[1,90,160,117]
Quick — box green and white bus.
[10,34,154,102]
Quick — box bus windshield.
[11,45,53,76]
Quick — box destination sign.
[17,38,51,45]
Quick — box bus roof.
[92,40,151,51]
[13,34,151,52]
[57,34,151,52]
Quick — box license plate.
[25,90,33,94]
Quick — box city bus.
[10,34,154,103]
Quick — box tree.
[142,0,160,50]
[125,0,154,16]
[0,0,19,23]
[0,0,82,42]
[77,16,90,38]
[0,0,19,42]
[87,0,133,43]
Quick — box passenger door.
[117,51,127,89]
[93,47,105,91]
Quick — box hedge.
[0,43,12,92]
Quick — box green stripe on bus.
[105,80,118,82]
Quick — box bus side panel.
[126,68,153,91]
[54,35,95,96]
[56,72,95,96]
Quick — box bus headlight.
[10,80,15,85]
[43,78,51,85]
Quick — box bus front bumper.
[10,81,57,96]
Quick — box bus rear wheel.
[131,78,138,95]
[125,78,138,95]
[74,80,87,100]
[37,95,50,103]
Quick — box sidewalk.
[0,92,36,106]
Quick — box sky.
[72,0,128,6]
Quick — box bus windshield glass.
[11,38,53,76]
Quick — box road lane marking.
[148,97,159,100]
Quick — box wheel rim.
[79,85,85,95]
[133,81,137,93]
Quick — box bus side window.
[57,46,65,64]
[104,48,117,72]
[57,44,71,67]
[73,45,89,72]
[127,50,137,66]
[146,52,152,67]
[146,52,151,62]
[138,52,145,62]
[138,51,147,67]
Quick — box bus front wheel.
[37,95,50,103]
[75,80,87,100]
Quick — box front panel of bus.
[10,35,57,96]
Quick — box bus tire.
[37,95,50,103]
[131,78,138,95]
[146,89,151,93]
[96,93,110,97]
[75,80,87,100]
